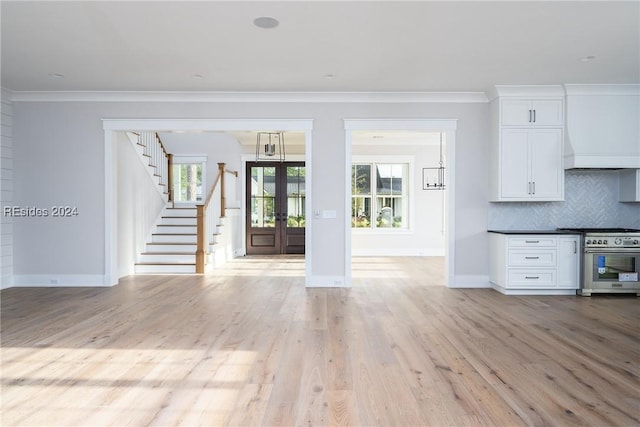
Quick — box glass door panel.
[250,166,276,228]
[246,162,305,255]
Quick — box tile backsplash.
[488,170,640,230]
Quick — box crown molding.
[564,84,640,96]
[7,90,489,104]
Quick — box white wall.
[11,99,490,286]
[351,143,446,256]
[117,132,166,278]
[1,89,13,289]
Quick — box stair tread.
[135,262,196,266]
[147,242,196,245]
[141,252,196,255]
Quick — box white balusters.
[135,131,171,202]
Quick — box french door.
[246,162,305,255]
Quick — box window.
[171,156,206,203]
[352,162,409,229]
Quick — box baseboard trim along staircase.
[135,205,200,274]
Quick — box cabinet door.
[500,129,530,198]
[530,100,564,126]
[557,236,580,289]
[529,129,563,200]
[501,100,533,126]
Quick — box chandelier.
[255,131,285,162]
[422,133,446,190]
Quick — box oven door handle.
[585,249,640,254]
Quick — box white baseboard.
[1,274,13,290]
[305,275,351,288]
[448,274,491,288]
[12,274,111,288]
[492,283,578,296]
[352,248,445,257]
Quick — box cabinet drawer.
[508,250,556,267]
[508,270,556,288]
[509,237,556,248]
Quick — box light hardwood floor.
[1,256,639,426]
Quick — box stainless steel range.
[558,228,640,296]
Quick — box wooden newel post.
[218,163,226,218]
[195,205,205,274]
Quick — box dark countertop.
[488,230,582,235]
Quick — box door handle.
[574,241,577,254]
[528,109,532,123]
[532,181,535,194]
[532,109,536,123]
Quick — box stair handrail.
[154,132,173,203]
[196,163,238,273]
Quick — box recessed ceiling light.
[48,72,64,78]
[254,16,279,29]
[323,74,335,80]
[192,73,204,79]
[580,55,596,62]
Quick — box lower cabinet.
[489,233,580,295]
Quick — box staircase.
[127,132,238,275]
[135,205,199,274]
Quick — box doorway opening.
[246,161,306,255]
[344,120,457,288]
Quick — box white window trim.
[351,155,414,233]
[171,156,207,205]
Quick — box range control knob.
[634,240,639,245]
[603,240,608,245]
[614,238,623,245]
[597,240,603,244]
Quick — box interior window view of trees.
[352,163,408,229]
[172,163,202,203]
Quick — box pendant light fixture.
[422,133,446,190]
[255,131,285,162]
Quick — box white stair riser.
[134,264,196,274]
[152,234,197,243]
[139,253,195,263]
[146,244,197,252]
[165,208,197,216]
[155,225,197,234]
[161,217,197,226]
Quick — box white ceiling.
[2,1,638,94]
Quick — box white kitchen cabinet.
[498,128,563,200]
[619,169,640,202]
[489,233,580,295]
[501,99,564,127]
[557,236,580,288]
[489,86,565,202]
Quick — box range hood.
[564,84,640,169]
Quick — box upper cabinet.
[501,99,564,127]
[619,169,640,202]
[490,86,565,202]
